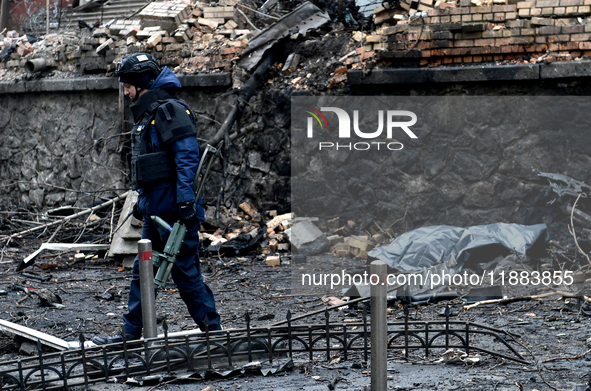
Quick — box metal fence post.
[138,239,157,340]
[370,260,387,391]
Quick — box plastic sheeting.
[368,223,548,271]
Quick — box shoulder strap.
[153,98,197,145]
[157,97,197,125]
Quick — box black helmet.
[115,53,161,80]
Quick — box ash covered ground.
[1,209,591,391]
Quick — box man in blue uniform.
[93,53,221,345]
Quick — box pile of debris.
[0,0,256,76]
[105,194,393,267]
[3,0,591,84]
[199,202,294,259]
[201,209,389,264]
[356,0,591,66]
[104,191,294,266]
[0,192,380,271]
[283,216,392,259]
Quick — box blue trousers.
[123,213,221,337]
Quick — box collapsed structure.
[0,0,250,75]
[366,0,591,65]
[3,0,591,80]
[1,0,591,254]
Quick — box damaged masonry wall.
[1,0,591,231]
[0,1,252,76]
[6,0,591,83]
[292,94,591,240]
[0,81,291,211]
[357,0,591,67]
[2,76,591,237]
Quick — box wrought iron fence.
[0,306,528,391]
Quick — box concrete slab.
[0,74,230,94]
[348,64,540,85]
[41,78,83,91]
[109,236,140,258]
[285,220,329,255]
[109,191,141,258]
[540,60,591,79]
[86,77,119,90]
[347,68,431,85]
[430,64,539,82]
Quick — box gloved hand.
[178,202,196,227]
[132,202,143,221]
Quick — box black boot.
[92,329,140,345]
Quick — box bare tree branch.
[568,193,591,265]
[0,191,129,243]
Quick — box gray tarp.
[368,223,548,271]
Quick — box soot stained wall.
[1,79,590,239]
[292,84,591,238]
[0,85,292,213]
[0,90,125,207]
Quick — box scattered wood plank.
[21,243,111,270]
[567,204,591,228]
[266,255,280,266]
[266,213,294,231]
[463,291,578,310]
[1,191,129,245]
[346,236,374,252]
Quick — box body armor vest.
[130,96,196,190]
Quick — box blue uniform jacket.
[131,67,205,221]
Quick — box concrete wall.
[0,88,124,207]
[0,75,291,213]
[293,93,591,240]
[1,70,590,238]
